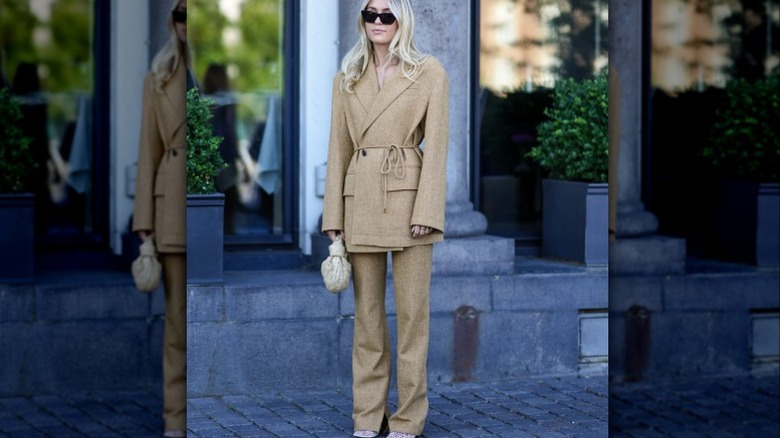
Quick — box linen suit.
[322,56,449,435]
[132,62,187,431]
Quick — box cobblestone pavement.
[187,376,608,438]
[0,390,162,437]
[610,374,780,437]
[2,373,778,437]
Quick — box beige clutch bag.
[320,235,351,293]
[131,237,162,293]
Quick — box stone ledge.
[432,235,515,275]
[610,236,686,276]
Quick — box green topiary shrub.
[0,88,36,193]
[186,88,227,194]
[527,73,608,182]
[704,73,780,182]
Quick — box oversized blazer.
[322,56,449,253]
[132,63,187,253]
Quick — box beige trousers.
[160,253,186,431]
[351,244,432,436]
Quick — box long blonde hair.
[151,0,192,91]
[340,0,427,93]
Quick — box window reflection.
[190,0,285,236]
[480,0,608,91]
[647,0,780,257]
[478,0,608,243]
[651,0,779,91]
[2,0,95,238]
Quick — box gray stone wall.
[0,275,164,395]
[609,270,780,382]
[187,266,607,395]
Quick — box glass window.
[478,0,608,250]
[190,0,290,242]
[646,0,779,257]
[1,0,104,246]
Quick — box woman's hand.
[137,230,154,240]
[325,230,344,242]
[411,225,432,238]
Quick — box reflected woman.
[132,0,191,435]
[322,0,449,437]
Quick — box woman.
[132,0,191,435]
[322,1,449,437]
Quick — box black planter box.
[715,181,780,267]
[187,193,225,284]
[541,180,608,266]
[0,193,35,283]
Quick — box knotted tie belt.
[356,144,419,214]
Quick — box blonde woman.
[322,0,449,436]
[132,0,192,435]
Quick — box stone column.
[338,1,511,274]
[610,0,657,237]
[413,2,488,238]
[610,0,685,274]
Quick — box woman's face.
[173,0,186,44]
[364,0,398,48]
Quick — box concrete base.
[187,259,607,396]
[432,235,515,275]
[0,271,163,396]
[609,264,780,382]
[610,235,686,275]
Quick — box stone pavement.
[0,390,163,437]
[187,376,608,438]
[610,373,780,437]
[2,373,779,437]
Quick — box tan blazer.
[132,63,187,253]
[322,56,449,253]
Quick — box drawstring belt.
[356,144,419,214]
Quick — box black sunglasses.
[361,10,396,25]
[172,9,186,24]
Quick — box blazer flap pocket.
[386,166,421,191]
[343,173,355,196]
[154,172,166,196]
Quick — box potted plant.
[0,88,37,283]
[704,72,780,266]
[527,73,608,265]
[186,88,228,283]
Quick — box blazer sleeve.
[132,74,164,233]
[321,75,352,233]
[411,60,449,232]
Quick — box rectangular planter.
[542,179,608,266]
[187,193,225,284]
[715,181,779,267]
[0,193,35,283]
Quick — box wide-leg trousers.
[351,244,433,436]
[160,253,186,431]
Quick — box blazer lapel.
[158,62,186,145]
[353,61,376,114]
[358,58,413,138]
